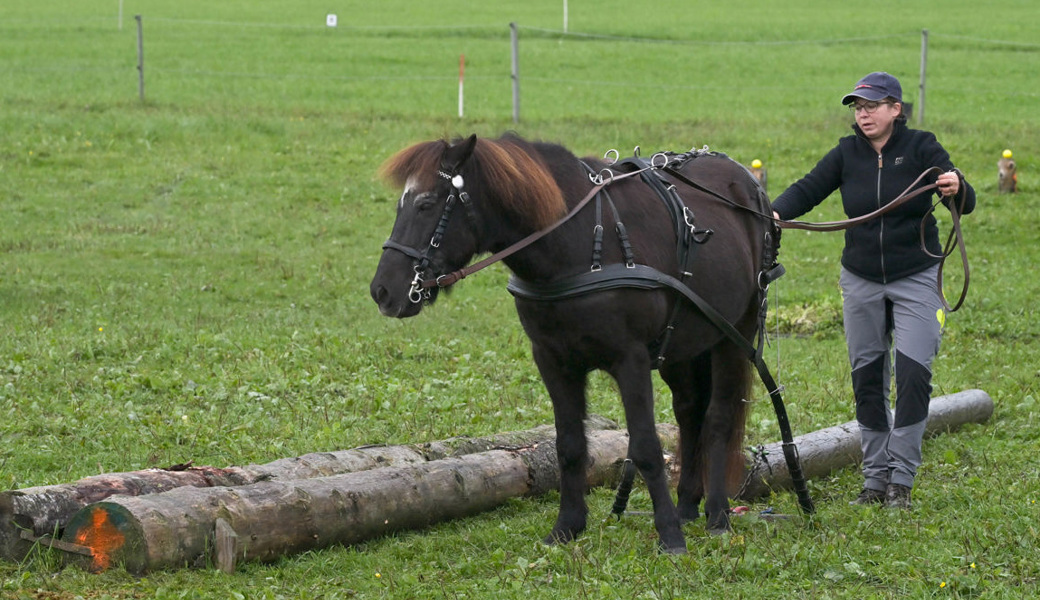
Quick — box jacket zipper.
[877,153,886,283]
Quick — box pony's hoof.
[659,543,688,555]
[707,526,730,537]
[542,529,578,546]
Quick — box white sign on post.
[326,14,338,27]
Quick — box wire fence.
[3,16,1037,121]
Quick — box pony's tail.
[725,355,753,497]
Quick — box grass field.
[2,0,1039,598]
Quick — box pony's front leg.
[614,355,687,554]
[533,352,589,545]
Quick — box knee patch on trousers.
[895,351,931,428]
[852,355,889,431]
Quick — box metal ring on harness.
[651,152,670,169]
[603,149,620,165]
[408,270,426,304]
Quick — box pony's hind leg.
[531,351,590,546]
[612,354,687,554]
[660,351,713,523]
[701,341,752,534]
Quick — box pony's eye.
[413,193,439,212]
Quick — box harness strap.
[381,239,424,261]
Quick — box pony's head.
[370,133,565,318]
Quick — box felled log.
[60,425,678,574]
[1,416,618,563]
[737,389,993,500]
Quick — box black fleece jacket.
[771,118,976,283]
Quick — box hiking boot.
[884,483,912,510]
[849,487,886,505]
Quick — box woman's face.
[852,99,901,143]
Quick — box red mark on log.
[73,507,125,572]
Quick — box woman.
[771,72,976,510]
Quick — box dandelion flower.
[940,582,946,589]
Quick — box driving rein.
[395,159,969,313]
[773,165,971,312]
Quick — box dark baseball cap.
[841,72,902,105]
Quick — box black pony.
[370,133,778,553]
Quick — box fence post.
[918,29,928,126]
[510,22,520,124]
[135,15,145,102]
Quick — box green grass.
[2,0,1040,598]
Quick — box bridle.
[380,170,480,304]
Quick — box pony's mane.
[379,135,567,230]
[378,140,447,192]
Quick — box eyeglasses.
[849,101,892,114]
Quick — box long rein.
[422,158,969,311]
[664,164,970,312]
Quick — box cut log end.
[61,503,142,574]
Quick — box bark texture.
[1,416,618,562]
[60,425,676,574]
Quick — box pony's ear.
[441,134,478,173]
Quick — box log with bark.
[59,425,679,574]
[1,416,618,563]
[737,389,994,500]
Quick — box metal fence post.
[136,15,145,102]
[918,29,928,126]
[510,22,520,124]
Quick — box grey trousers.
[840,265,944,490]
